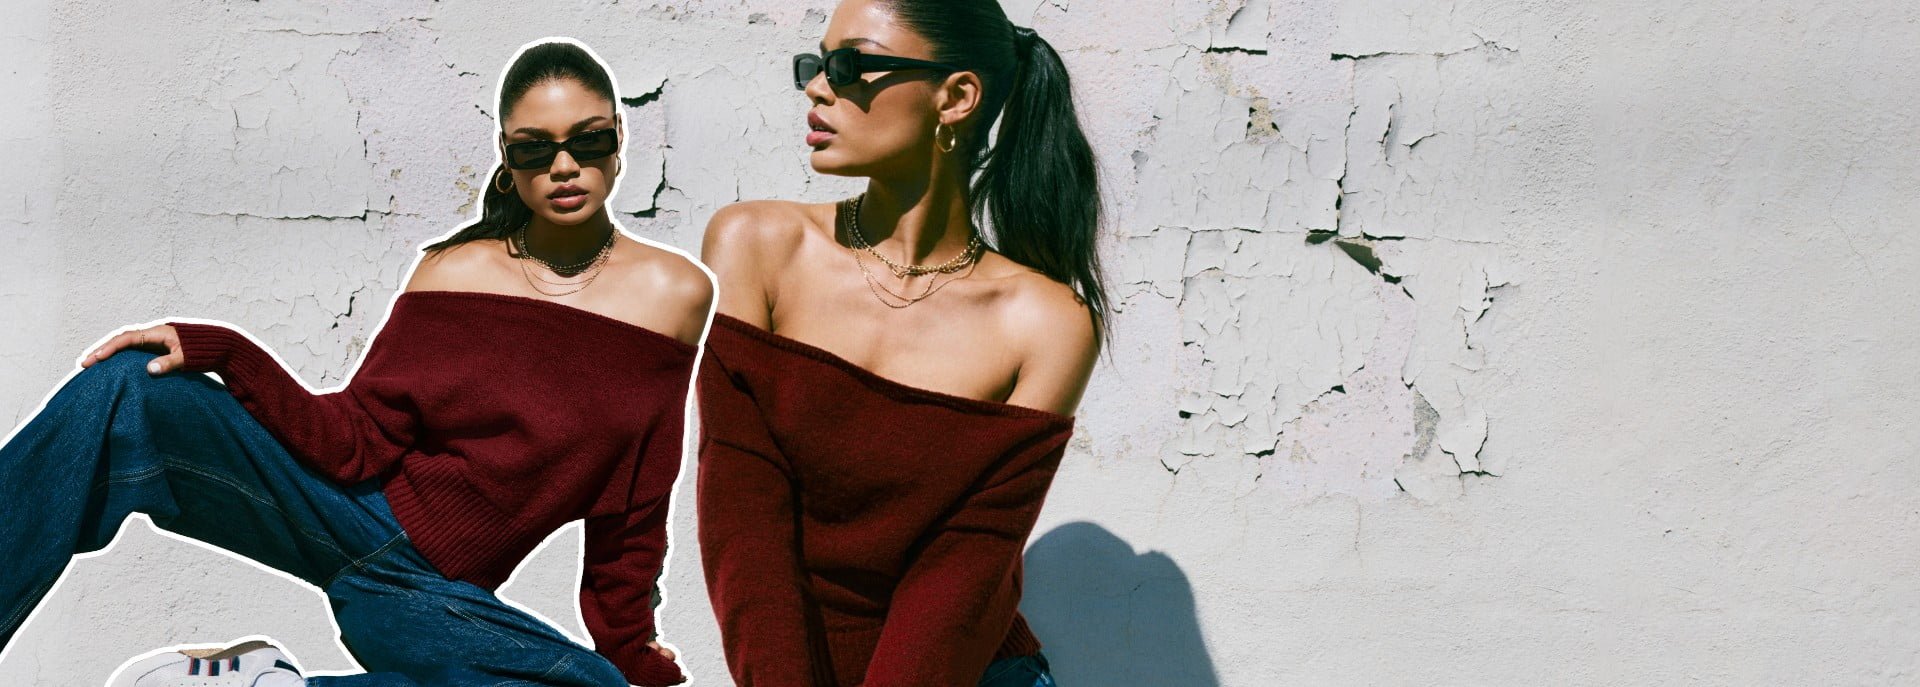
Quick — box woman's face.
[804,0,947,178]
[500,79,620,227]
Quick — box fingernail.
[147,361,160,374]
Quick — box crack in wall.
[1147,7,1516,500]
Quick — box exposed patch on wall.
[1133,3,1517,501]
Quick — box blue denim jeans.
[0,351,629,686]
[979,652,1055,687]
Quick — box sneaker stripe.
[230,656,240,672]
[210,659,220,676]
[274,659,301,675]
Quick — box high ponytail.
[426,41,618,254]
[883,2,1110,342]
[974,28,1106,341]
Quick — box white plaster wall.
[2,1,1915,685]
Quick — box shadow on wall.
[1022,521,1219,686]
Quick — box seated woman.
[0,39,712,687]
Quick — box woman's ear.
[935,70,985,128]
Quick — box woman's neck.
[523,211,616,265]
[859,170,976,266]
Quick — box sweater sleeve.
[581,496,687,686]
[695,352,823,686]
[580,387,691,687]
[170,321,417,485]
[861,430,1072,687]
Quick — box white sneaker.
[107,638,306,687]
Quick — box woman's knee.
[75,350,162,387]
[44,352,231,438]
[43,351,163,410]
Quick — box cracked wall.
[4,1,1917,685]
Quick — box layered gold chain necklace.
[509,220,617,297]
[841,194,984,308]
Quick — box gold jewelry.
[853,249,978,308]
[506,220,617,296]
[516,258,607,297]
[854,249,939,305]
[844,194,982,279]
[494,169,514,194]
[840,197,981,308]
[934,122,958,153]
[511,221,616,275]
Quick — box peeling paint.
[13,0,1918,685]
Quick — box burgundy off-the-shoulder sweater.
[170,290,695,687]
[697,314,1076,687]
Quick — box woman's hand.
[646,640,676,661]
[81,324,184,375]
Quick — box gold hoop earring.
[935,123,958,154]
[494,169,514,194]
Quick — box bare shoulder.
[617,237,716,344]
[625,238,715,313]
[1002,267,1098,360]
[406,238,511,292]
[997,262,1100,416]
[701,200,832,323]
[700,199,825,269]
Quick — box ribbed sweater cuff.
[171,322,274,380]
[600,642,688,687]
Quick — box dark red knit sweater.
[697,314,1075,687]
[170,290,694,686]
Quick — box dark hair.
[426,42,618,253]
[882,1,1109,343]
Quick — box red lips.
[808,111,837,133]
[807,110,837,147]
[548,184,589,211]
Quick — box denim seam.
[534,653,577,684]
[321,531,412,591]
[93,463,166,487]
[447,603,533,649]
[155,454,354,565]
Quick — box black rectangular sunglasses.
[502,128,619,170]
[793,47,961,90]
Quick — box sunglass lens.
[825,51,858,86]
[506,143,555,170]
[570,130,618,161]
[793,54,822,90]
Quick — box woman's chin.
[532,205,602,226]
[808,150,865,178]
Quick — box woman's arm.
[861,429,1073,686]
[701,201,814,327]
[581,494,687,686]
[695,352,825,685]
[862,280,1094,685]
[83,320,420,485]
[578,259,708,686]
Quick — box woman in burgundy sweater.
[696,1,1104,685]
[0,40,711,686]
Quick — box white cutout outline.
[0,34,719,686]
